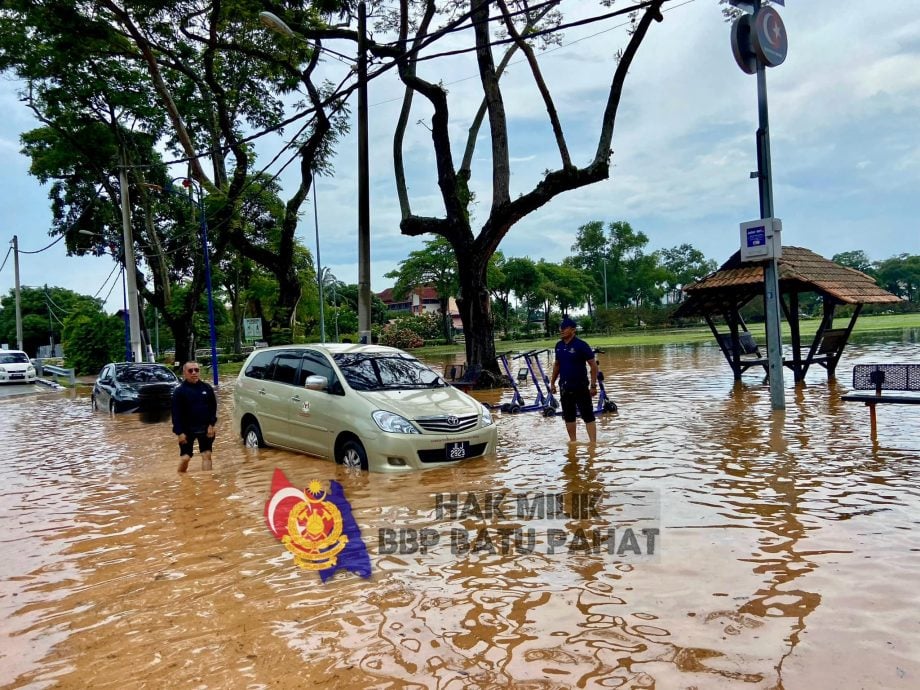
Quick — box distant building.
[377,285,461,329]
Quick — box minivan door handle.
[258,388,266,396]
[290,395,301,402]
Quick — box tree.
[659,244,717,303]
[570,221,609,313]
[0,286,104,356]
[875,254,920,302]
[62,309,124,375]
[384,237,458,343]
[832,250,875,276]
[0,1,349,359]
[384,0,667,376]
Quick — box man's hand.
[550,381,557,394]
[206,425,216,438]
[589,384,597,397]
[177,433,187,445]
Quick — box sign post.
[731,0,788,411]
[243,318,263,342]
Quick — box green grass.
[411,312,920,357]
[197,312,919,378]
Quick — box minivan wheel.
[338,439,369,471]
[243,421,265,448]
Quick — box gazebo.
[673,246,901,381]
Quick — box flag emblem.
[264,469,371,581]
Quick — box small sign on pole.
[740,218,782,262]
[243,318,263,341]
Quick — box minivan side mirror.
[304,375,328,391]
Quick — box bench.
[841,363,920,437]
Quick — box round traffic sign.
[730,14,757,75]
[752,6,788,67]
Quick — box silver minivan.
[232,343,497,471]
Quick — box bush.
[62,310,124,375]
[379,324,424,349]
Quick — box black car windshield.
[115,365,178,384]
[333,353,444,391]
[0,352,29,364]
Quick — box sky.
[0,0,918,316]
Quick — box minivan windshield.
[333,353,445,391]
[0,352,29,364]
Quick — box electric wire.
[0,245,12,275]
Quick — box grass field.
[413,312,920,357]
[200,313,919,379]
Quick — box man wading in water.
[550,316,599,443]
[171,361,217,472]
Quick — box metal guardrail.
[33,360,76,386]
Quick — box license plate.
[446,441,469,460]
[10,373,24,379]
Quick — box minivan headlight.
[481,405,494,426]
[372,410,420,434]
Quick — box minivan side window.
[271,353,301,385]
[244,351,275,379]
[296,350,340,391]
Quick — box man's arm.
[550,359,560,392]
[171,387,186,439]
[588,357,599,394]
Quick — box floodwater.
[1,334,919,689]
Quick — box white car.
[233,343,498,472]
[0,350,37,384]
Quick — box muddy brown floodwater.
[1,335,919,689]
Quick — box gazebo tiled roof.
[674,246,900,317]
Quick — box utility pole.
[11,235,23,351]
[119,157,144,363]
[356,0,372,345]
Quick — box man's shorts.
[560,388,596,424]
[179,432,214,457]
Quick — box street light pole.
[313,183,325,343]
[175,178,219,387]
[357,0,372,344]
[602,258,608,310]
[119,161,145,363]
[11,235,23,351]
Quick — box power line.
[0,245,12,275]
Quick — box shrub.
[379,324,424,349]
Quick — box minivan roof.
[249,343,411,357]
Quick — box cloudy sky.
[1,0,918,314]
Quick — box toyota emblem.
[446,415,459,427]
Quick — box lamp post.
[11,236,23,351]
[171,177,219,387]
[259,6,371,344]
[356,1,371,345]
[602,258,608,310]
[118,161,145,363]
[313,183,325,343]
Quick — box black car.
[92,363,180,414]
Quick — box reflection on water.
[1,336,919,688]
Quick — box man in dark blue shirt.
[550,316,599,443]
[171,361,218,472]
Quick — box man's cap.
[559,316,577,330]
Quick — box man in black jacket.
[171,361,218,472]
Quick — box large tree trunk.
[455,254,499,381]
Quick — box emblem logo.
[446,415,459,427]
[265,469,372,581]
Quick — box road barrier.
[33,360,76,386]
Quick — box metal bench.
[841,363,920,437]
